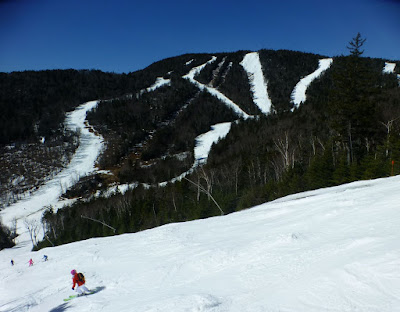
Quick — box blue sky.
[0,0,399,73]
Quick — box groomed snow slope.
[240,52,272,115]
[1,175,400,312]
[291,58,333,108]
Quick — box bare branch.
[81,215,116,233]
[184,177,224,215]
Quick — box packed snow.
[193,122,231,165]
[240,52,272,115]
[2,173,400,311]
[291,58,333,109]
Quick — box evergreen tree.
[328,33,379,164]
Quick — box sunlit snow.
[291,58,333,109]
[240,52,272,115]
[383,62,396,74]
[2,173,400,311]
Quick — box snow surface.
[383,62,396,74]
[291,58,333,109]
[194,122,231,165]
[146,77,171,92]
[383,62,400,86]
[158,122,233,187]
[240,52,272,115]
[2,173,400,311]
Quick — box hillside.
[1,42,400,248]
[1,175,400,311]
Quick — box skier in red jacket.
[71,269,90,296]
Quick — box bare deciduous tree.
[24,218,39,248]
[184,176,224,216]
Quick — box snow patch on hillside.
[240,52,272,115]
[291,58,333,109]
[383,62,400,86]
[194,122,231,165]
[383,62,396,73]
[146,77,171,92]
[158,122,233,186]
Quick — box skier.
[28,258,33,266]
[11,259,14,266]
[71,269,90,296]
[43,255,48,261]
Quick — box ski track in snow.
[291,58,333,109]
[240,52,272,115]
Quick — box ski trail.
[291,58,333,109]
[383,62,400,86]
[0,100,104,244]
[145,77,171,93]
[193,122,232,165]
[240,52,272,115]
[383,62,396,74]
[184,57,251,119]
[158,122,232,186]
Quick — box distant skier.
[43,255,48,261]
[11,259,14,266]
[28,258,33,266]
[71,269,90,296]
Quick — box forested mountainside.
[1,38,400,249]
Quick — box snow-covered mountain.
[1,96,400,311]
[1,49,400,311]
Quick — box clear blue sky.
[1,0,399,73]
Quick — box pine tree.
[329,33,379,164]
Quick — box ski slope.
[1,175,400,311]
[291,58,333,109]
[383,62,400,85]
[240,52,272,115]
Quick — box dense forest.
[1,35,400,250]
